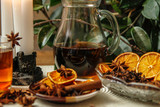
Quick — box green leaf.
[50,0,61,6]
[34,28,41,35]
[33,0,43,11]
[34,20,50,35]
[119,0,144,9]
[33,0,42,5]
[33,4,44,11]
[33,0,48,11]
[101,17,132,30]
[156,0,160,5]
[38,25,56,49]
[113,36,132,56]
[104,31,110,38]
[125,28,132,38]
[127,17,132,26]
[50,6,63,20]
[54,64,58,70]
[136,15,146,27]
[111,1,121,14]
[45,3,50,11]
[142,0,159,20]
[131,26,152,52]
[101,17,130,30]
[42,0,47,4]
[47,34,55,47]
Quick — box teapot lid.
[62,0,101,7]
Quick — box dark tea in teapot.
[54,42,107,78]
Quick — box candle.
[21,0,34,55]
[1,0,14,37]
[12,0,34,55]
[12,0,22,54]
[1,0,16,57]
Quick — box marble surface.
[4,65,160,107]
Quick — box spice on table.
[109,61,129,73]
[0,89,36,106]
[15,94,36,106]
[31,79,102,97]
[103,68,148,83]
[57,66,73,78]
[31,82,67,97]
[99,52,160,88]
[0,90,16,104]
[102,63,160,88]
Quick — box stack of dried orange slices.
[98,52,160,82]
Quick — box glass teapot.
[54,0,120,78]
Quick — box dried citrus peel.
[154,72,160,81]
[98,63,111,73]
[114,52,140,71]
[136,52,160,79]
[39,77,54,89]
[47,68,77,85]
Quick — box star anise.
[57,65,73,78]
[6,31,22,48]
[0,89,36,106]
[15,94,36,106]
[0,90,15,104]
[109,61,129,72]
[53,84,67,98]
[0,97,14,104]
[32,82,67,97]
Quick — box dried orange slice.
[136,52,160,79]
[39,77,54,89]
[47,68,77,85]
[154,72,160,81]
[98,63,111,73]
[114,52,140,71]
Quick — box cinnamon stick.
[64,80,102,92]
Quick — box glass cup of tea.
[0,36,13,92]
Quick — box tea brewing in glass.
[0,37,13,91]
[54,0,120,78]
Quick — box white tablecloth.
[4,66,160,107]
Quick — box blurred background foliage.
[33,0,160,56]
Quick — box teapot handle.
[97,10,120,55]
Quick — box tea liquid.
[0,49,13,91]
[54,42,106,78]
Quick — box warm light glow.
[12,0,34,55]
